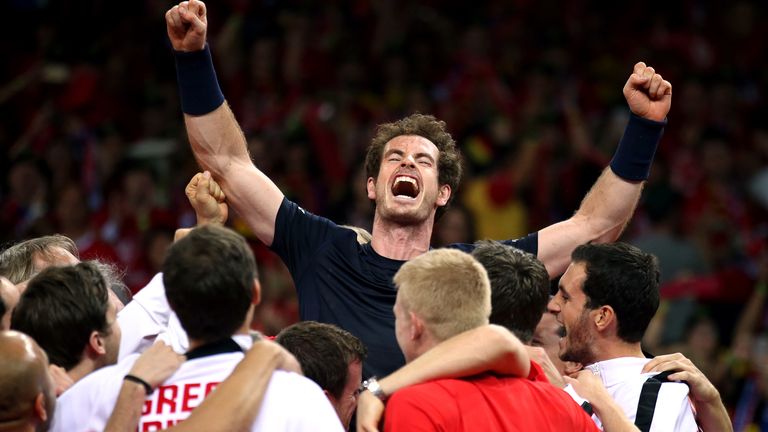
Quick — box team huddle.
[0,0,734,431]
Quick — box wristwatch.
[359,376,388,401]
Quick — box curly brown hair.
[364,113,463,219]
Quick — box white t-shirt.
[583,357,698,431]
[52,335,343,432]
[117,273,189,360]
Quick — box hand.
[49,364,74,396]
[356,389,385,432]
[641,352,719,404]
[186,171,228,225]
[165,0,208,52]
[525,346,565,388]
[623,62,672,122]
[128,341,185,390]
[564,369,611,405]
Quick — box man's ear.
[436,184,451,207]
[89,330,106,356]
[34,393,48,422]
[409,311,424,341]
[366,177,377,200]
[593,305,616,333]
[252,279,262,306]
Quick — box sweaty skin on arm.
[537,62,672,278]
[166,0,284,246]
[357,325,529,432]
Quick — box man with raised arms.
[166,0,672,377]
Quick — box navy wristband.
[609,113,666,181]
[174,44,225,116]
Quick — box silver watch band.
[360,376,388,401]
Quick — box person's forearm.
[379,325,529,395]
[168,347,281,431]
[695,398,733,432]
[184,103,250,176]
[574,167,643,243]
[105,381,148,432]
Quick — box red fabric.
[384,362,598,432]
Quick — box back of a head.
[0,235,79,285]
[0,330,55,430]
[572,242,660,343]
[394,249,490,342]
[91,260,132,306]
[276,321,367,400]
[163,225,256,342]
[471,240,549,343]
[11,262,110,371]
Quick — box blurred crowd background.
[2,0,768,425]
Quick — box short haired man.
[11,262,122,385]
[548,243,697,431]
[166,0,672,378]
[383,249,598,431]
[0,235,78,285]
[0,330,57,432]
[471,240,550,343]
[52,225,342,431]
[276,321,367,430]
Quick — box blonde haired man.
[382,249,597,431]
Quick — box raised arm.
[357,325,529,432]
[538,62,672,278]
[166,0,284,246]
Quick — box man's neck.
[591,339,645,364]
[187,326,250,351]
[370,214,434,261]
[67,360,96,384]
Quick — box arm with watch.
[357,324,530,432]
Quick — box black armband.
[609,113,666,181]
[174,44,225,115]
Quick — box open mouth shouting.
[391,175,420,200]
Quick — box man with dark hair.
[11,261,121,385]
[471,240,550,343]
[167,0,672,378]
[52,225,342,431]
[0,235,79,285]
[548,242,696,431]
[0,330,57,432]
[276,321,367,430]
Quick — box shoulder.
[263,370,328,403]
[62,355,138,402]
[389,380,456,408]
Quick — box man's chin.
[380,203,430,224]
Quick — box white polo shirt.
[584,357,698,431]
[52,335,343,432]
[117,273,189,359]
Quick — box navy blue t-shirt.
[270,198,538,378]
